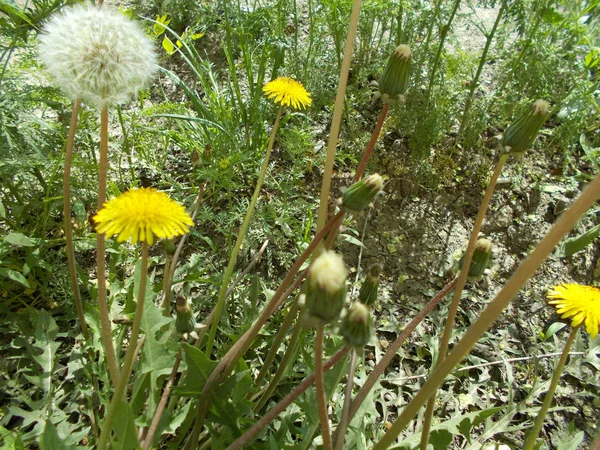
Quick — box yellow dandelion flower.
[547,283,600,338]
[94,188,193,245]
[263,77,312,110]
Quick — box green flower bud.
[305,251,347,323]
[341,174,383,214]
[501,100,550,155]
[191,149,201,169]
[175,295,196,334]
[379,45,411,104]
[359,264,381,306]
[340,302,373,347]
[459,238,492,280]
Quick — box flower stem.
[226,346,349,450]
[334,348,357,450]
[592,430,600,450]
[372,172,600,450]
[522,326,580,450]
[354,103,389,183]
[420,152,508,450]
[346,277,457,424]
[97,243,148,450]
[97,104,119,386]
[316,0,362,233]
[315,325,333,450]
[205,106,283,356]
[64,98,88,340]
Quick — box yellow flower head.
[547,283,600,338]
[263,77,312,110]
[94,188,193,245]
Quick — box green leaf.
[430,429,453,450]
[178,343,218,395]
[555,223,600,257]
[112,401,140,450]
[542,322,567,342]
[40,421,73,450]
[0,268,30,287]
[3,232,34,246]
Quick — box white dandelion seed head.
[38,4,158,108]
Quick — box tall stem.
[346,277,457,424]
[420,152,508,449]
[316,0,362,234]
[522,326,580,450]
[226,347,349,450]
[315,325,333,450]
[458,1,505,136]
[97,243,148,450]
[354,103,390,182]
[373,172,600,449]
[97,105,119,386]
[334,348,357,450]
[205,107,283,356]
[64,98,88,340]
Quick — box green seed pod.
[341,174,383,214]
[459,238,492,280]
[175,295,196,334]
[340,302,373,347]
[501,100,550,155]
[359,264,381,306]
[379,45,411,104]
[305,251,347,323]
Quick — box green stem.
[97,243,148,450]
[254,315,303,411]
[592,429,600,450]
[458,1,505,136]
[316,0,363,234]
[420,152,508,450]
[315,326,333,450]
[334,348,357,450]
[373,172,600,450]
[226,346,350,450]
[522,326,580,450]
[205,106,283,356]
[97,105,120,386]
[63,98,88,340]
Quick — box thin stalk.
[254,302,299,387]
[226,346,350,450]
[63,98,88,340]
[354,103,390,183]
[458,1,506,136]
[334,348,357,450]
[522,326,580,450]
[425,0,461,106]
[97,243,149,450]
[186,211,345,449]
[142,346,184,449]
[316,0,363,234]
[254,316,303,411]
[97,104,119,386]
[372,172,600,450]
[420,152,508,450]
[346,277,457,424]
[205,106,283,356]
[315,326,333,450]
[592,430,600,450]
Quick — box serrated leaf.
[430,429,453,450]
[3,232,34,246]
[40,421,73,450]
[112,401,139,450]
[178,343,218,395]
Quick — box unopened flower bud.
[305,251,347,323]
[175,295,196,334]
[341,174,383,213]
[340,302,373,347]
[459,238,492,280]
[379,45,411,104]
[501,100,550,155]
[359,264,381,306]
[191,150,200,169]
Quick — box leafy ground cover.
[0,0,599,448]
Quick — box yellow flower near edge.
[547,283,600,339]
[94,188,193,245]
[263,77,312,110]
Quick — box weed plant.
[1,0,599,449]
